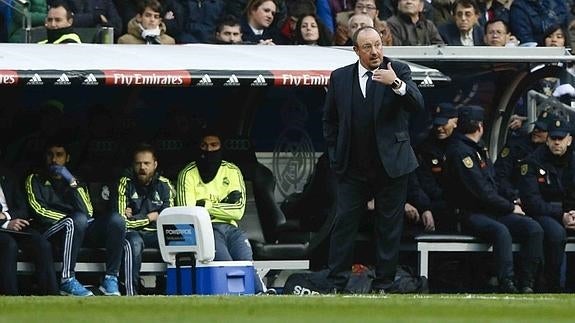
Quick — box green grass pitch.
[0,294,574,322]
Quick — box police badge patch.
[462,156,473,168]
[500,147,510,158]
[520,164,528,176]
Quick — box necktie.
[365,71,373,96]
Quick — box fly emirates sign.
[105,70,191,86]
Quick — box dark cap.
[433,103,458,126]
[533,110,552,131]
[458,105,484,123]
[547,117,571,138]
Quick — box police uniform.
[495,111,552,200]
[445,105,544,292]
[519,117,572,292]
[415,103,458,232]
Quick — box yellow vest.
[38,33,82,44]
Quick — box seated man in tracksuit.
[495,110,552,202]
[176,127,266,293]
[25,138,125,296]
[113,143,174,295]
[0,164,57,295]
[444,105,544,293]
[519,116,575,292]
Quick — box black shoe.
[499,278,519,294]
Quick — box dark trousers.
[124,230,158,296]
[0,229,57,295]
[463,212,544,281]
[532,216,566,291]
[328,169,408,291]
[82,213,126,277]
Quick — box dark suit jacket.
[0,166,29,227]
[438,22,485,46]
[323,57,424,178]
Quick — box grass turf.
[0,294,574,323]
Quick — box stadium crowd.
[0,0,575,296]
[0,0,574,48]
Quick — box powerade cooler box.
[158,207,255,295]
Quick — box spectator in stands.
[276,0,316,45]
[26,139,126,296]
[439,0,485,46]
[113,143,173,296]
[115,0,183,42]
[430,0,454,28]
[495,110,552,205]
[316,0,353,33]
[337,13,373,46]
[214,15,243,44]
[483,18,514,46]
[334,0,379,45]
[375,19,393,45]
[62,0,122,37]
[176,128,267,293]
[39,1,81,43]
[477,0,510,25]
[225,0,287,30]
[241,0,280,45]
[178,0,224,43]
[0,164,57,295]
[519,116,574,292]
[117,0,175,44]
[293,13,333,45]
[509,0,570,46]
[543,25,568,48]
[387,0,444,46]
[444,105,543,293]
[8,0,46,42]
[415,103,459,232]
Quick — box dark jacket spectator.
[509,0,570,46]
[178,0,224,43]
[59,0,123,35]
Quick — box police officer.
[444,105,544,293]
[415,103,458,232]
[495,110,552,201]
[519,116,574,292]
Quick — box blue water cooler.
[158,206,255,295]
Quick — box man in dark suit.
[323,26,424,293]
[0,165,57,295]
[438,0,485,46]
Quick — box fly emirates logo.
[105,70,190,86]
[273,71,330,86]
[0,71,18,85]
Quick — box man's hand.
[367,199,375,211]
[404,203,419,223]
[164,11,174,20]
[421,210,435,232]
[100,14,108,24]
[0,212,6,220]
[513,204,525,215]
[563,211,575,229]
[373,62,398,86]
[147,211,159,222]
[125,208,133,218]
[508,114,527,130]
[7,219,30,232]
[258,39,275,45]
